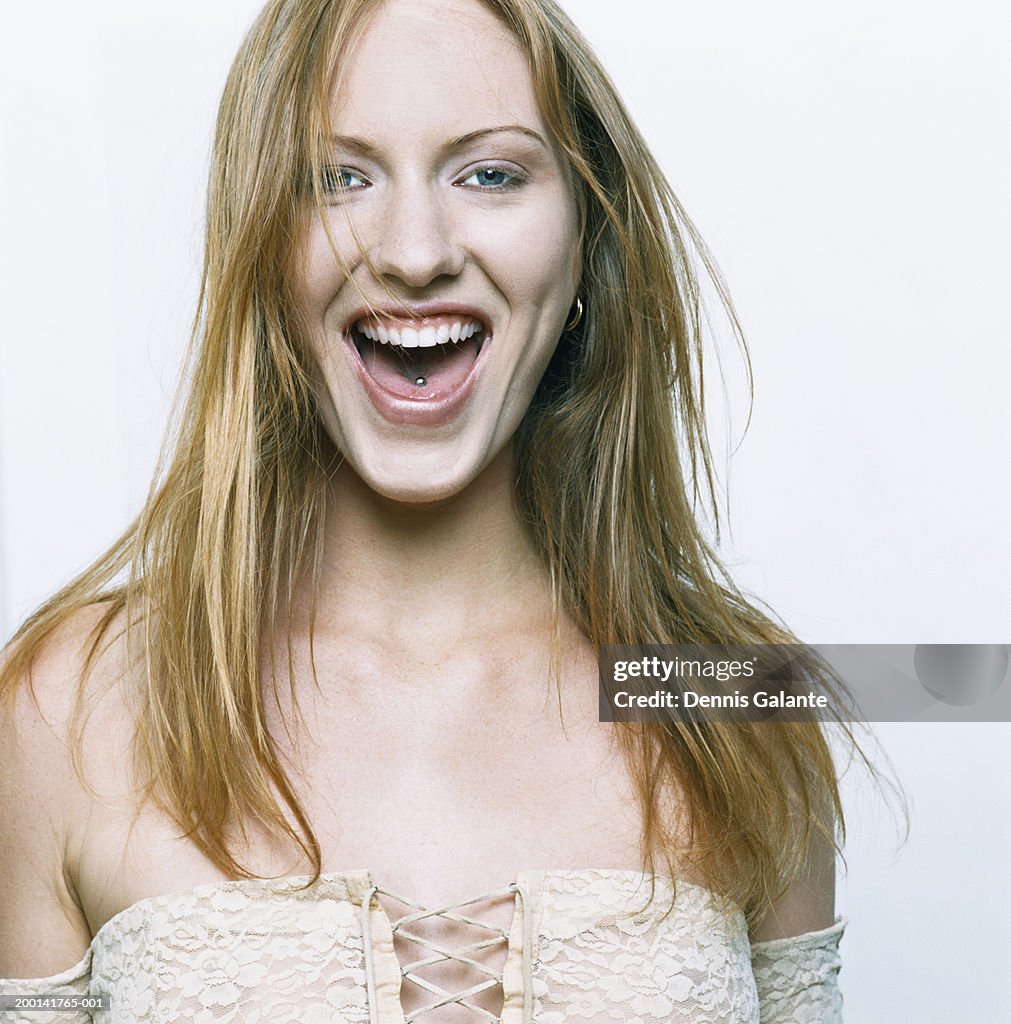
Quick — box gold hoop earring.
[565,296,584,332]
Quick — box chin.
[336,432,499,506]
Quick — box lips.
[343,305,492,426]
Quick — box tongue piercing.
[414,376,427,387]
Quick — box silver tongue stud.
[415,376,427,387]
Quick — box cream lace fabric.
[0,869,845,1023]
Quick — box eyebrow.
[451,124,548,148]
[328,124,549,157]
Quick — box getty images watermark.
[598,644,1011,723]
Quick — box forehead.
[331,0,542,138]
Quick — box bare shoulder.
[0,603,133,977]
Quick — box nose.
[368,177,465,289]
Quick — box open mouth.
[349,313,490,401]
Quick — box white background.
[1,1,1008,1020]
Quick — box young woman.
[1,0,851,1020]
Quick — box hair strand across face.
[0,0,892,925]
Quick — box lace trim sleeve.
[749,917,846,1024]
[0,951,93,1023]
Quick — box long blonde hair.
[1,0,870,925]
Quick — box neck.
[303,447,553,646]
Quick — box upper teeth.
[355,318,483,348]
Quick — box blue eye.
[319,165,368,193]
[460,166,523,190]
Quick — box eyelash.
[316,163,528,196]
[319,166,368,194]
[457,165,527,191]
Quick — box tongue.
[359,337,481,398]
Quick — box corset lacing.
[359,880,534,1024]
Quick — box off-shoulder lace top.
[0,868,845,1023]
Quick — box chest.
[71,638,701,1024]
[75,636,650,936]
[284,664,641,871]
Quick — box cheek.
[475,202,581,310]
[287,218,354,321]
[283,227,352,416]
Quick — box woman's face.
[289,0,581,503]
